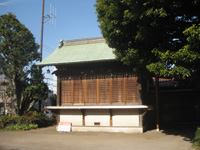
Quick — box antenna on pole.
[43,3,56,25]
[55,8,57,28]
[40,0,57,62]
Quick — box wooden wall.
[59,74,141,105]
[55,61,142,106]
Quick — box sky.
[0,0,102,93]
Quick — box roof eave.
[37,59,116,67]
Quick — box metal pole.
[40,0,45,62]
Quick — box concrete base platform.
[71,126,143,133]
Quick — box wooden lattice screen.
[99,77,110,104]
[60,75,140,105]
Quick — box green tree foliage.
[194,127,200,148]
[95,0,200,81]
[0,13,48,115]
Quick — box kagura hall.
[38,37,148,133]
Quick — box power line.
[36,41,55,51]
[43,48,53,53]
[43,50,52,54]
[36,41,55,54]
[43,44,55,51]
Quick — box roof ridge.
[63,37,105,46]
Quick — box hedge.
[0,111,56,130]
[194,127,200,148]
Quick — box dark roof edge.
[62,37,105,46]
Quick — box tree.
[95,0,200,130]
[0,13,48,115]
[95,0,200,78]
[19,65,48,114]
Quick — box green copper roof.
[38,37,116,66]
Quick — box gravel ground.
[0,126,197,150]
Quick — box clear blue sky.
[0,0,101,60]
[0,0,102,91]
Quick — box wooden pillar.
[109,109,112,126]
[155,76,160,131]
[97,78,99,105]
[124,76,127,104]
[71,80,74,105]
[57,78,61,106]
[84,79,86,105]
[81,109,85,126]
[110,78,113,104]
[56,110,60,123]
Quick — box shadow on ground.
[161,127,196,143]
[0,146,18,150]
[145,122,199,144]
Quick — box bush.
[0,116,17,128]
[0,111,56,130]
[26,111,53,127]
[194,127,200,148]
[5,124,38,131]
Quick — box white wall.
[85,109,110,126]
[60,110,83,125]
[60,109,140,127]
[59,108,142,133]
[112,109,139,126]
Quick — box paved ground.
[0,126,197,150]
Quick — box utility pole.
[39,0,56,111]
[40,0,45,62]
[155,76,160,132]
[40,0,56,62]
[39,0,45,112]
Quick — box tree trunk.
[7,77,17,115]
[12,74,22,115]
[4,97,7,115]
[27,100,36,112]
